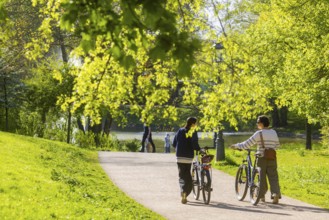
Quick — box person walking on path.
[164,133,171,153]
[140,124,156,153]
[173,117,200,204]
[231,115,281,204]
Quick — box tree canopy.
[0,0,328,145]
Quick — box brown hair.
[257,115,270,127]
[185,117,197,130]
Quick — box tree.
[25,0,208,127]
[211,0,329,148]
[0,58,25,131]
[0,0,78,141]
[2,0,327,151]
[0,0,41,132]
[178,1,272,133]
[23,0,203,77]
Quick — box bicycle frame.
[235,148,262,205]
[193,153,202,188]
[192,148,213,204]
[245,149,259,187]
[193,151,213,180]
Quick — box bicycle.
[191,147,214,204]
[234,148,262,205]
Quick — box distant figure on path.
[140,124,156,153]
[231,115,281,204]
[173,117,200,204]
[164,133,171,153]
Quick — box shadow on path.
[187,201,291,216]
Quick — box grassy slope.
[0,132,164,220]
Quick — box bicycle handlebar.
[230,146,257,152]
[196,146,210,155]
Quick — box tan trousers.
[257,157,281,198]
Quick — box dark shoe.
[272,194,279,204]
[260,197,265,203]
[181,192,187,204]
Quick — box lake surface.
[111,131,307,145]
[112,131,254,140]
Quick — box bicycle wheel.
[250,167,261,205]
[235,164,248,201]
[192,166,200,200]
[201,169,212,204]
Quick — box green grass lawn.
[0,132,164,220]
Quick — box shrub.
[74,131,96,148]
[122,139,140,152]
[97,133,120,151]
[17,111,44,137]
[74,131,122,151]
[43,127,67,142]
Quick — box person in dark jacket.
[140,124,156,153]
[173,117,200,204]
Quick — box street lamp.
[214,42,225,161]
[215,130,225,161]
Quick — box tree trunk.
[279,106,288,127]
[77,116,85,134]
[58,27,71,143]
[58,28,69,63]
[271,101,280,128]
[67,107,72,144]
[40,110,47,137]
[102,112,112,136]
[306,120,312,150]
[3,77,8,131]
[90,122,102,146]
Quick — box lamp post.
[214,42,225,161]
[215,130,225,161]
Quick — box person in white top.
[231,115,281,204]
[164,133,171,153]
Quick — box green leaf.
[122,55,135,70]
[111,45,122,59]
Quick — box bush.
[17,111,44,137]
[74,131,96,148]
[122,139,140,152]
[97,133,120,150]
[74,131,123,151]
[43,127,67,142]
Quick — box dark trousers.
[177,163,193,196]
[141,136,156,152]
[257,157,281,198]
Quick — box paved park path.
[99,152,329,220]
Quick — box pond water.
[112,131,307,146]
[113,131,254,140]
